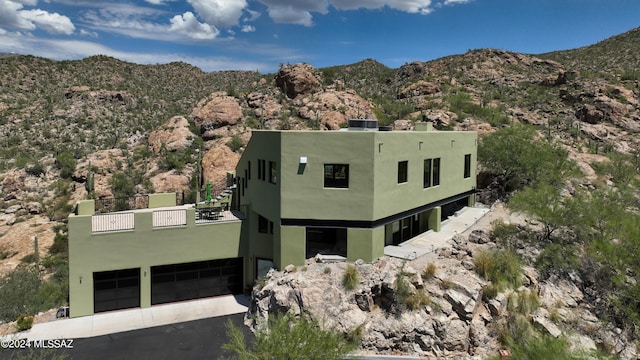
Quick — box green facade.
[68,195,245,318]
[235,126,477,271]
[68,126,477,318]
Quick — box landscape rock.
[148,116,195,153]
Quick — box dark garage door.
[151,258,243,305]
[94,268,141,313]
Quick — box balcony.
[73,193,244,234]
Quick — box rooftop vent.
[347,119,378,131]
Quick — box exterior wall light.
[300,156,307,164]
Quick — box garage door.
[151,258,243,306]
[93,268,140,313]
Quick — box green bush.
[15,314,34,332]
[223,313,356,360]
[226,135,244,152]
[55,151,76,179]
[342,265,359,291]
[474,249,523,294]
[25,161,46,177]
[0,267,41,322]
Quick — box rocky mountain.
[0,25,639,357]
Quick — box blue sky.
[0,0,638,72]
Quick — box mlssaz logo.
[33,339,74,349]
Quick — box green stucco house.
[68,121,477,317]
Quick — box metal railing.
[92,212,135,233]
[152,209,187,228]
[95,195,149,213]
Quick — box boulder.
[275,63,322,99]
[191,92,243,138]
[148,116,195,153]
[575,104,604,124]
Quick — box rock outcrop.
[275,63,323,99]
[148,116,195,153]
[246,225,638,359]
[191,92,243,139]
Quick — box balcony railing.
[92,212,135,233]
[153,209,187,228]
[90,206,246,233]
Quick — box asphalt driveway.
[5,313,253,360]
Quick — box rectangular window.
[324,164,349,188]
[248,161,251,180]
[432,158,440,186]
[258,159,266,181]
[423,158,441,188]
[244,169,248,188]
[258,215,273,234]
[464,154,471,179]
[397,161,408,184]
[269,161,277,184]
[423,159,432,188]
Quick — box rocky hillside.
[249,204,633,358]
[0,25,639,357]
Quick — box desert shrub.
[478,124,573,193]
[507,334,586,360]
[535,243,580,280]
[15,314,34,331]
[506,291,539,316]
[342,265,359,291]
[223,313,356,360]
[323,267,332,274]
[226,135,244,152]
[0,267,41,322]
[25,161,46,177]
[474,249,522,293]
[422,262,437,281]
[55,151,76,179]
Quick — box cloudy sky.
[0,0,638,72]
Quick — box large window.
[269,161,277,184]
[464,154,471,179]
[397,161,408,184]
[258,214,273,234]
[424,158,441,188]
[324,164,349,188]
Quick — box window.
[258,214,273,234]
[258,160,264,180]
[423,159,432,188]
[397,161,408,184]
[464,154,471,179]
[432,158,440,186]
[269,161,277,184]
[244,169,248,188]
[247,161,251,180]
[324,164,349,188]
[423,158,441,188]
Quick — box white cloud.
[0,0,37,31]
[187,0,247,28]
[0,31,275,71]
[257,0,327,26]
[331,0,433,14]
[256,0,436,25]
[0,0,75,34]
[243,9,261,22]
[169,11,219,39]
[444,0,470,4]
[241,24,255,32]
[20,9,75,34]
